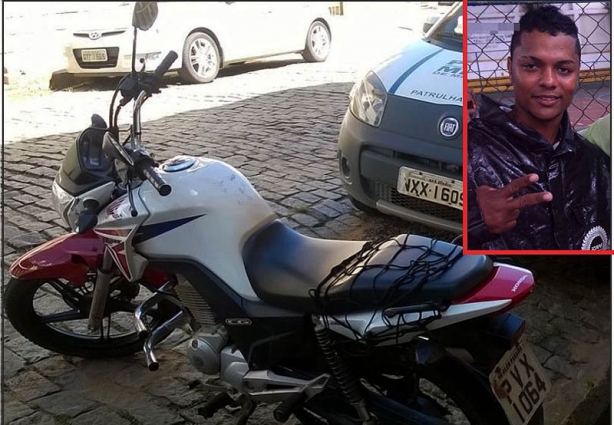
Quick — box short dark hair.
[510,5,581,60]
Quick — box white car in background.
[64,2,332,84]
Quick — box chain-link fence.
[467,1,611,129]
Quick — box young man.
[467,5,611,250]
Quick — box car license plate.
[396,167,462,210]
[489,337,551,425]
[82,49,108,62]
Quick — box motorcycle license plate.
[489,337,551,425]
[396,167,463,210]
[82,49,108,62]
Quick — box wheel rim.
[309,24,330,59]
[30,278,159,343]
[189,37,218,79]
[366,374,473,425]
[416,378,471,424]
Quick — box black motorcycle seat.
[243,220,365,312]
[243,221,493,314]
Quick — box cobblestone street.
[4,81,611,425]
[2,5,611,425]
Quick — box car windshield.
[425,4,462,52]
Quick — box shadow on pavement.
[49,57,305,92]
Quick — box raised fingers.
[501,174,539,198]
[509,191,553,210]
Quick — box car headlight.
[349,71,388,127]
[51,180,76,229]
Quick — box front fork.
[88,248,115,331]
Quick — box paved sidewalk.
[3,82,611,425]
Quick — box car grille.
[73,47,120,69]
[73,30,126,38]
[365,179,463,223]
[393,151,462,175]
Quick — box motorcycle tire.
[408,358,544,425]
[298,357,544,425]
[4,277,177,359]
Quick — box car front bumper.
[337,107,463,233]
[64,31,170,77]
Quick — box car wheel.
[302,20,331,62]
[349,196,379,215]
[179,32,221,84]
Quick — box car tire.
[302,20,331,63]
[179,32,221,84]
[349,196,379,215]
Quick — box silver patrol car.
[337,2,462,232]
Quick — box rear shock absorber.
[314,323,374,424]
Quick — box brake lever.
[126,171,138,218]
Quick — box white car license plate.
[82,49,108,62]
[489,337,551,425]
[396,167,462,210]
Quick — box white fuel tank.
[135,156,277,301]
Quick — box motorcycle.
[4,3,549,424]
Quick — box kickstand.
[234,395,256,425]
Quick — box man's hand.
[476,174,553,235]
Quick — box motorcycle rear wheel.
[401,359,544,425]
[298,358,544,425]
[4,277,177,358]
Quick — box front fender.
[9,230,104,285]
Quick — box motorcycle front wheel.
[4,277,177,358]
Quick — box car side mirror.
[132,2,158,31]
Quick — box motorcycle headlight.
[349,71,388,127]
[51,180,76,229]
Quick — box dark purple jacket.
[467,95,611,251]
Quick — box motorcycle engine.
[174,275,228,375]
[187,330,228,375]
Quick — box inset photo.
[465,2,611,252]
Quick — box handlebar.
[107,52,177,197]
[129,51,178,147]
[117,50,178,112]
[154,51,178,79]
[139,161,172,196]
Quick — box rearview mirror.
[132,2,158,31]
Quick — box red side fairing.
[142,267,170,288]
[454,264,535,309]
[9,230,104,285]
[94,228,134,280]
